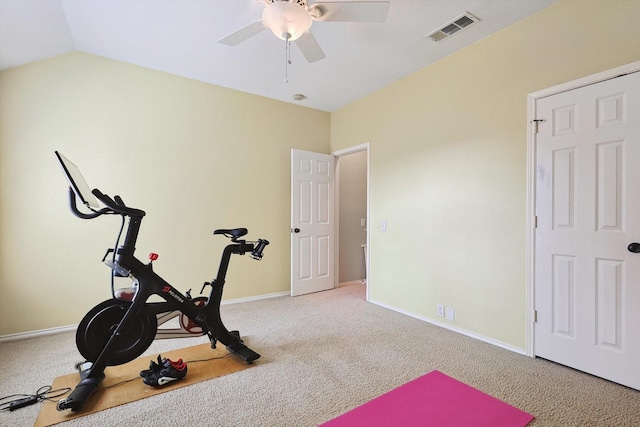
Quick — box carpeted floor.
[1,283,639,426]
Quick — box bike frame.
[58,183,267,411]
[110,220,260,357]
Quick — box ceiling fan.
[218,0,390,63]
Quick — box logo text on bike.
[161,286,185,303]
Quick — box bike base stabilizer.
[226,341,260,364]
[56,376,102,411]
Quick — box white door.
[534,71,640,390]
[291,149,335,296]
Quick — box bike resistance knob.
[628,242,640,253]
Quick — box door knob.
[292,228,300,233]
[628,242,640,253]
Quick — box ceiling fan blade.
[218,20,265,46]
[310,1,390,23]
[295,31,326,63]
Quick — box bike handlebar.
[68,187,106,219]
[250,239,270,260]
[91,189,146,218]
[67,186,146,219]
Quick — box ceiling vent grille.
[427,12,480,42]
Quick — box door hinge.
[534,216,538,228]
[534,310,538,323]
[532,119,545,134]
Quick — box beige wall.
[2,0,639,348]
[331,0,640,350]
[0,53,330,335]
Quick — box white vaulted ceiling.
[0,0,557,112]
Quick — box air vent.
[427,12,480,42]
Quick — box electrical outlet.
[437,304,445,318]
[446,307,455,321]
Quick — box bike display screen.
[55,151,100,209]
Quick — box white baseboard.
[0,291,290,342]
[369,298,528,356]
[0,324,78,342]
[338,280,366,287]
[221,291,290,305]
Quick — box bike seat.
[213,228,248,241]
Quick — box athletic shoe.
[140,355,186,377]
[140,354,169,378]
[142,359,187,387]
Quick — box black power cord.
[0,386,71,412]
[96,353,234,391]
[1,353,231,412]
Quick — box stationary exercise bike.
[54,152,269,412]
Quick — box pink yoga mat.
[321,370,534,427]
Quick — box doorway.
[334,143,370,300]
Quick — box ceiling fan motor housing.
[268,0,308,6]
[263,0,312,41]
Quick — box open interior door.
[291,149,335,296]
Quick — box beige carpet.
[1,283,639,426]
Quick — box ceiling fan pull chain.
[284,39,288,83]
[284,35,292,83]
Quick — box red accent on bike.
[149,253,159,261]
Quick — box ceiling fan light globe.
[262,1,312,42]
